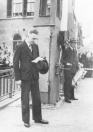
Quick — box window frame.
[26,0,35,17]
[12,0,23,17]
[56,0,62,19]
[7,0,12,17]
[7,0,35,18]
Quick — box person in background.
[62,38,79,103]
[13,27,49,127]
[0,42,12,67]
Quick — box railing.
[0,68,20,102]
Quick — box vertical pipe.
[48,31,53,104]
[0,77,1,96]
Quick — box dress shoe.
[65,99,71,103]
[71,98,78,100]
[35,119,49,124]
[24,122,30,127]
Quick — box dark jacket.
[13,40,39,81]
[62,47,79,74]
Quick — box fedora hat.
[69,38,77,43]
[36,59,49,74]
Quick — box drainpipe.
[48,31,53,104]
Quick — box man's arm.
[75,50,79,70]
[13,45,21,82]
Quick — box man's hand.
[31,57,44,63]
[66,63,72,66]
[16,80,22,85]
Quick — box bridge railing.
[0,68,20,102]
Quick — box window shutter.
[60,0,62,19]
[57,0,60,18]
[7,0,12,17]
[23,0,27,16]
[39,0,47,16]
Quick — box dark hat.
[36,59,49,74]
[69,38,77,43]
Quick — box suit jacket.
[13,40,39,81]
[62,47,79,74]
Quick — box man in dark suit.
[62,38,79,103]
[13,27,49,127]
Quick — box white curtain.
[13,0,22,3]
[27,2,35,12]
[28,0,35,2]
[13,4,22,13]
[61,0,68,31]
[13,0,22,13]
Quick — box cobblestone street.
[0,78,93,132]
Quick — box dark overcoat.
[63,47,78,74]
[62,47,79,100]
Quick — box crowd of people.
[79,52,93,77]
[0,42,13,68]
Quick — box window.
[57,0,62,19]
[7,0,35,17]
[39,0,51,16]
[27,0,35,16]
[13,0,23,17]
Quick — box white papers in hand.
[67,63,72,66]
[31,57,44,63]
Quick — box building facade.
[0,0,62,104]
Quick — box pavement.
[0,78,93,132]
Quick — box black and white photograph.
[0,0,93,132]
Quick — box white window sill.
[0,16,34,20]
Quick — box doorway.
[13,34,22,51]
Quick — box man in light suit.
[13,28,49,127]
[62,38,79,103]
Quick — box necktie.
[29,44,32,52]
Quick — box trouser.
[70,85,75,99]
[64,71,74,100]
[21,80,42,123]
[70,72,76,98]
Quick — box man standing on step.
[62,38,79,103]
